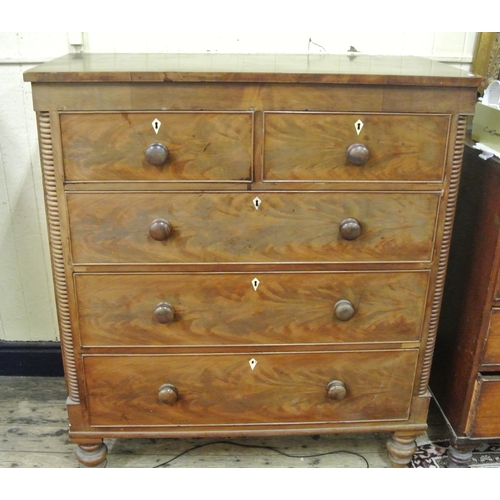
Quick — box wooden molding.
[419,114,468,395]
[37,112,80,402]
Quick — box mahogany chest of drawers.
[24,53,481,467]
[432,144,500,467]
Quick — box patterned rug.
[410,441,500,468]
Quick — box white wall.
[81,32,477,64]
[0,32,478,342]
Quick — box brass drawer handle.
[339,217,361,241]
[149,218,172,241]
[153,302,175,324]
[145,142,169,166]
[158,383,179,405]
[327,380,347,401]
[347,143,370,166]
[334,299,355,321]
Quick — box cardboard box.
[472,102,500,151]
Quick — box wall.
[0,32,478,342]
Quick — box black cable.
[153,439,370,468]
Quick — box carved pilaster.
[419,115,468,395]
[37,111,79,403]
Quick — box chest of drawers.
[24,53,481,467]
[432,144,500,467]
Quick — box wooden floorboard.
[0,376,448,468]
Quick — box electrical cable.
[153,439,370,468]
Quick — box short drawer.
[75,271,429,347]
[60,112,253,181]
[67,191,439,264]
[263,112,449,182]
[482,309,500,366]
[83,350,418,427]
[468,375,500,437]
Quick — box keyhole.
[252,278,260,291]
[354,119,364,135]
[152,118,161,134]
[253,197,261,210]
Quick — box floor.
[0,376,449,468]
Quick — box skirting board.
[0,341,64,377]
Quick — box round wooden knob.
[153,302,175,324]
[158,383,178,405]
[339,218,361,241]
[149,218,172,241]
[145,142,169,166]
[334,299,355,321]
[347,143,369,166]
[327,380,347,400]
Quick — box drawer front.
[84,350,418,427]
[60,112,253,181]
[482,309,500,365]
[468,376,500,437]
[67,191,439,264]
[76,271,429,347]
[263,113,449,182]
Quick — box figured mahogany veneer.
[67,191,439,264]
[263,113,449,182]
[24,53,481,468]
[83,350,418,427]
[75,271,428,347]
[60,111,253,181]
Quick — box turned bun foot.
[386,432,418,468]
[75,441,108,468]
[446,444,473,468]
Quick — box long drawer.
[60,112,254,181]
[75,271,429,347]
[67,191,439,264]
[263,112,449,182]
[84,350,418,427]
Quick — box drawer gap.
[479,371,500,378]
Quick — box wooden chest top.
[23,53,480,86]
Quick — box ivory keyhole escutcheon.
[252,278,260,291]
[354,119,364,135]
[253,197,261,210]
[249,358,257,370]
[152,118,161,134]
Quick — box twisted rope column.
[419,115,468,395]
[38,112,80,403]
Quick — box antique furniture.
[432,142,500,467]
[24,53,481,467]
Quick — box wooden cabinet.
[24,53,481,467]
[432,144,500,466]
